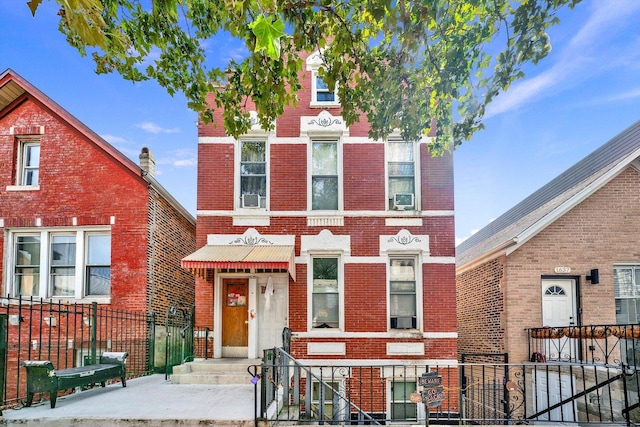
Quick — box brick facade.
[457,166,640,362]
[191,50,457,363]
[0,70,195,317]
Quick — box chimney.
[139,147,155,177]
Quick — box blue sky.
[2,1,640,244]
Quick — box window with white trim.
[50,234,76,296]
[387,140,415,210]
[313,74,338,104]
[614,265,640,365]
[311,140,339,210]
[18,140,40,186]
[389,257,418,330]
[85,234,111,296]
[311,256,341,329]
[390,380,419,421]
[311,381,344,420]
[239,140,267,208]
[614,265,640,323]
[10,230,111,299]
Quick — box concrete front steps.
[170,358,261,385]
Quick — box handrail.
[261,347,382,424]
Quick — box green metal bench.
[21,351,128,408]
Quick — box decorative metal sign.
[418,371,442,387]
[420,372,445,409]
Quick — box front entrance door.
[541,278,577,360]
[222,279,248,357]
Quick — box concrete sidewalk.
[0,374,258,426]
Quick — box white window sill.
[6,185,40,191]
[310,102,341,108]
[4,296,111,305]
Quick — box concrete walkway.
[0,374,258,426]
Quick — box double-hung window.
[85,234,111,296]
[388,140,415,210]
[614,265,640,365]
[389,257,418,330]
[50,235,76,296]
[614,265,640,322]
[390,380,419,421]
[14,235,41,296]
[311,256,340,329]
[19,140,40,186]
[311,381,343,420]
[10,230,111,299]
[311,140,339,210]
[314,75,337,104]
[239,140,267,208]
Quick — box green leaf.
[249,14,285,60]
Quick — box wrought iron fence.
[256,347,640,425]
[527,324,640,365]
[0,296,208,409]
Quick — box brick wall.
[457,166,640,363]
[146,188,196,317]
[0,96,149,313]
[456,257,506,357]
[193,49,456,361]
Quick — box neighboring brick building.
[456,119,640,364]
[182,49,457,370]
[0,69,196,316]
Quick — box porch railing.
[527,324,640,365]
[255,350,640,425]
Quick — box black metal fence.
[527,324,640,365]
[257,347,640,425]
[0,296,209,409]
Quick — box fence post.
[148,313,156,373]
[90,302,98,365]
[0,314,7,407]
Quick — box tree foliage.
[28,0,581,153]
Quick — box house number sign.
[554,267,571,274]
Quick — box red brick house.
[456,119,640,365]
[182,49,457,368]
[0,68,196,316]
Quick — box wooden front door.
[222,279,249,353]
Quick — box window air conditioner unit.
[393,193,414,210]
[391,316,416,330]
[242,194,260,208]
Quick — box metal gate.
[460,353,509,423]
[163,302,195,378]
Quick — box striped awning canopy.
[181,245,295,280]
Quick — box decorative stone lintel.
[380,229,430,256]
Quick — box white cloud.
[485,0,640,118]
[101,134,128,144]
[588,87,640,106]
[156,149,197,168]
[136,121,180,134]
[174,158,197,167]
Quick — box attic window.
[307,51,340,107]
[18,140,40,186]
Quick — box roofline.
[1,68,143,179]
[1,68,195,225]
[505,145,640,256]
[456,239,516,275]
[457,144,640,273]
[144,173,196,226]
